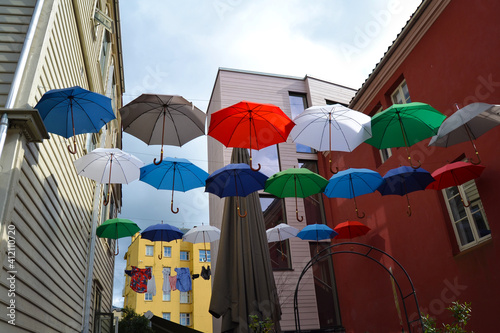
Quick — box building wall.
[123,234,213,333]
[206,68,356,332]
[321,0,500,332]
[0,0,123,332]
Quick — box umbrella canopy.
[120,94,206,164]
[429,103,500,164]
[333,221,371,239]
[426,161,485,207]
[35,86,115,154]
[377,166,435,216]
[74,148,144,205]
[205,163,268,218]
[365,102,446,168]
[182,225,221,244]
[296,224,338,241]
[96,218,140,255]
[140,157,209,214]
[264,168,329,221]
[324,168,383,218]
[266,223,300,243]
[209,148,281,332]
[208,101,295,171]
[141,223,184,259]
[290,104,372,173]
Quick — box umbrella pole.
[397,111,421,169]
[329,112,339,174]
[464,124,482,165]
[248,114,261,171]
[103,154,113,206]
[295,177,304,222]
[451,171,471,207]
[234,176,247,218]
[115,227,119,256]
[403,180,412,217]
[203,232,208,262]
[170,166,179,214]
[349,175,365,218]
[278,229,285,261]
[158,240,163,260]
[154,109,166,165]
[67,98,77,154]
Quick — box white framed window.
[163,246,172,258]
[391,80,411,104]
[443,179,491,251]
[180,313,191,326]
[99,28,111,78]
[163,290,171,302]
[180,291,191,304]
[162,312,171,320]
[199,250,211,262]
[289,92,313,153]
[144,292,153,301]
[145,245,154,256]
[180,251,189,261]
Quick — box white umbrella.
[183,225,221,261]
[74,148,144,204]
[266,223,299,243]
[289,104,372,173]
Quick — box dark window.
[261,195,291,270]
[299,160,326,226]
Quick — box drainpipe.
[0,114,9,158]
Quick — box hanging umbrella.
[296,224,338,241]
[74,148,144,205]
[266,223,300,261]
[205,163,268,218]
[208,101,295,171]
[365,102,446,168]
[96,218,140,255]
[182,225,221,261]
[141,222,184,259]
[377,166,435,216]
[120,94,206,164]
[290,104,372,173]
[426,161,485,207]
[35,86,115,154]
[324,168,383,218]
[429,103,500,164]
[333,221,371,239]
[139,157,209,214]
[264,168,329,222]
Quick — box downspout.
[2,0,45,157]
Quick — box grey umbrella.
[428,102,500,164]
[209,148,281,332]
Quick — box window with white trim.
[180,313,191,326]
[144,292,153,301]
[180,291,191,304]
[180,251,189,261]
[443,179,491,251]
[163,246,172,258]
[391,80,411,104]
[199,250,210,262]
[162,312,171,320]
[145,245,154,256]
[162,290,171,301]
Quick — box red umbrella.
[334,221,371,239]
[426,161,485,207]
[208,101,295,171]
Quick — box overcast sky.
[112,0,422,307]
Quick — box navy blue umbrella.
[377,166,435,216]
[141,223,184,259]
[35,86,115,154]
[205,163,268,218]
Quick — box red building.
[318,0,500,332]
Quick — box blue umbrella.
[296,224,338,241]
[140,157,209,214]
[35,86,115,154]
[205,163,268,218]
[324,168,383,218]
[141,222,184,259]
[377,166,435,216]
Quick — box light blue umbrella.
[296,224,338,241]
[140,157,209,214]
[324,168,383,218]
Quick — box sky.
[112,0,422,307]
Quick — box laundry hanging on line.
[175,267,192,292]
[129,266,151,293]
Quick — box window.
[443,179,490,251]
[85,133,98,153]
[162,313,171,320]
[163,246,172,258]
[163,290,171,302]
[299,160,326,226]
[144,292,153,301]
[261,195,291,270]
[199,250,211,262]
[180,251,189,261]
[145,245,154,256]
[180,291,191,304]
[93,285,102,333]
[391,80,411,104]
[100,30,110,77]
[180,313,191,326]
[289,92,313,153]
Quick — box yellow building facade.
[123,232,213,332]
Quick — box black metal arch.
[293,242,423,332]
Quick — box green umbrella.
[264,168,328,222]
[365,102,446,168]
[96,218,141,255]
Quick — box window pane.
[163,290,171,301]
[146,245,154,256]
[299,160,325,226]
[289,93,313,153]
[448,195,467,221]
[180,251,189,261]
[261,196,291,269]
[164,247,171,257]
[402,82,411,103]
[470,205,491,238]
[199,250,211,262]
[455,219,475,246]
[162,313,170,320]
[145,293,152,301]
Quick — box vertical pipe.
[0,114,9,158]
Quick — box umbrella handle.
[356,209,366,219]
[405,191,412,217]
[237,206,248,218]
[296,210,304,222]
[158,240,164,259]
[468,151,482,165]
[250,160,261,171]
[153,147,164,165]
[114,239,119,256]
[406,205,412,217]
[171,200,179,214]
[461,195,471,208]
[103,184,111,206]
[408,155,421,169]
[67,139,77,154]
[329,159,339,174]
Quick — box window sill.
[454,236,493,258]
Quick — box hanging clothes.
[169,274,177,291]
[162,267,171,292]
[192,274,200,280]
[130,266,151,293]
[201,265,211,280]
[175,267,192,292]
[124,270,132,277]
[147,274,156,296]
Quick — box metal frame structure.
[293,242,423,332]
